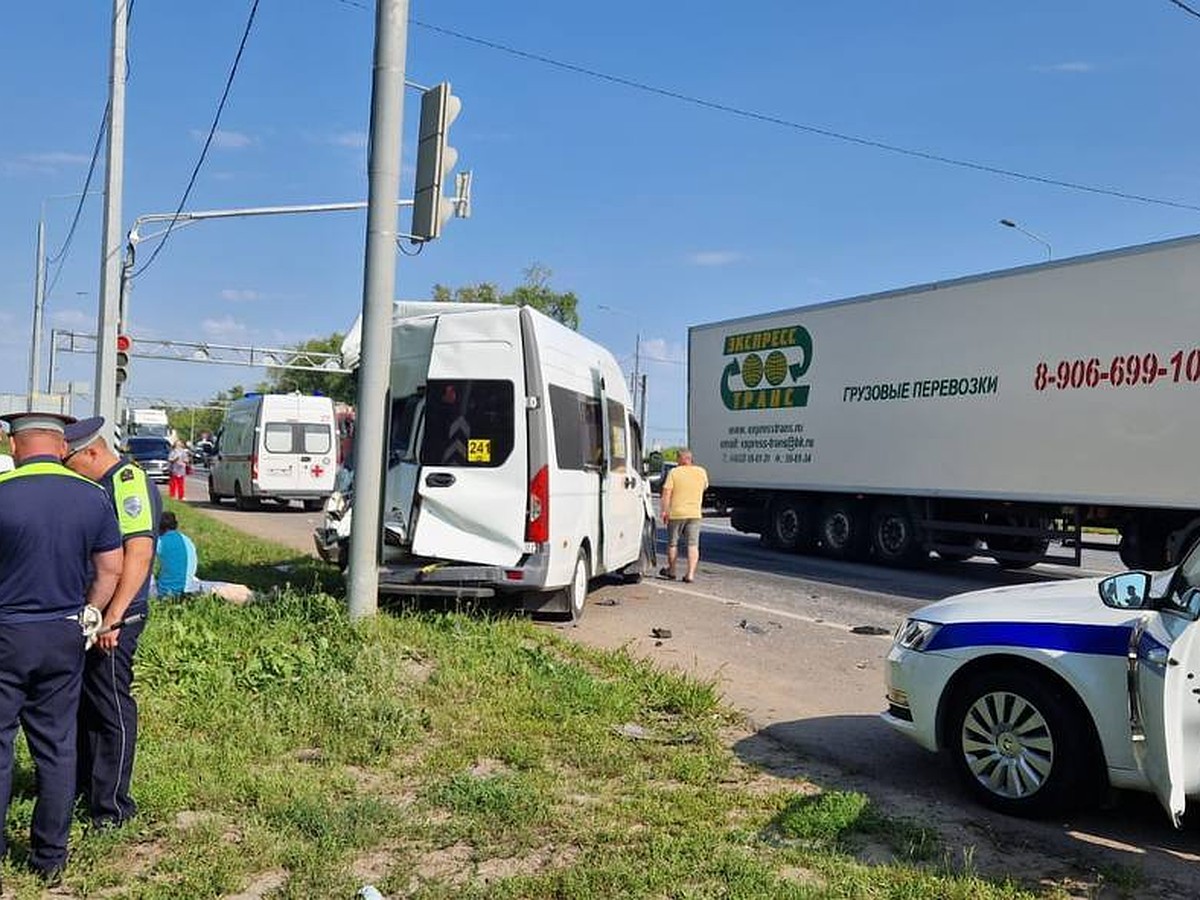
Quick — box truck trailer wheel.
[765,498,814,552]
[1118,523,1171,571]
[818,499,869,561]
[870,504,925,567]
[986,515,1049,569]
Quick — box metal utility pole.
[27,221,46,408]
[94,0,128,440]
[347,0,409,620]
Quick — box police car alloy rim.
[959,690,1054,799]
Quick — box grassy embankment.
[0,501,1081,898]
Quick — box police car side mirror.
[1099,571,1152,610]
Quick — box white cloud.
[1034,61,1095,74]
[328,131,368,149]
[2,151,91,177]
[687,250,743,267]
[191,129,257,149]
[50,308,92,329]
[201,315,249,340]
[219,288,261,302]
[641,337,686,365]
[26,151,91,165]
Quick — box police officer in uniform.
[62,416,161,830]
[0,412,123,880]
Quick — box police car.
[883,545,1200,826]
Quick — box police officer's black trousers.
[78,615,144,827]
[0,619,84,873]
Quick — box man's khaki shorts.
[667,518,701,548]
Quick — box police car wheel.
[947,669,1095,818]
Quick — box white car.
[883,546,1200,826]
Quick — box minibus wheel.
[563,548,590,622]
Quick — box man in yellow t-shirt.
[659,449,709,583]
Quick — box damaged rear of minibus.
[316,302,657,620]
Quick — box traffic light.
[115,333,131,385]
[411,82,462,242]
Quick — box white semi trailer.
[688,234,1200,570]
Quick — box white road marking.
[647,581,896,641]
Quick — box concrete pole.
[28,221,46,408]
[639,373,647,445]
[93,0,128,441]
[46,329,59,394]
[347,0,409,620]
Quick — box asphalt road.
[181,480,1198,895]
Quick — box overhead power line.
[1166,0,1200,20]
[44,101,109,300]
[133,0,261,278]
[44,0,136,297]
[396,17,1200,214]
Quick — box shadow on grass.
[733,716,1200,894]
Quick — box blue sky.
[2,1,1199,447]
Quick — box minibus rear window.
[421,379,514,468]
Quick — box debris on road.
[850,625,890,636]
[738,618,783,635]
[651,627,672,639]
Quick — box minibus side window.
[606,399,627,472]
[421,379,514,468]
[549,385,603,471]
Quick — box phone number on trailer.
[1033,350,1200,391]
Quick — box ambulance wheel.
[561,548,590,622]
[234,482,259,511]
[208,476,225,506]
[304,499,324,512]
[946,669,1095,818]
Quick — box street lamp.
[999,218,1052,261]
[29,192,101,406]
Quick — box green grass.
[0,502,1094,897]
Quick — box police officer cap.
[63,416,106,453]
[0,411,76,435]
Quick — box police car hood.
[913,570,1176,625]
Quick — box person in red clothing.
[167,441,189,500]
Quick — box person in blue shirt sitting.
[155,512,253,604]
[154,512,197,597]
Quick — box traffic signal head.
[412,82,462,242]
[115,334,131,385]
